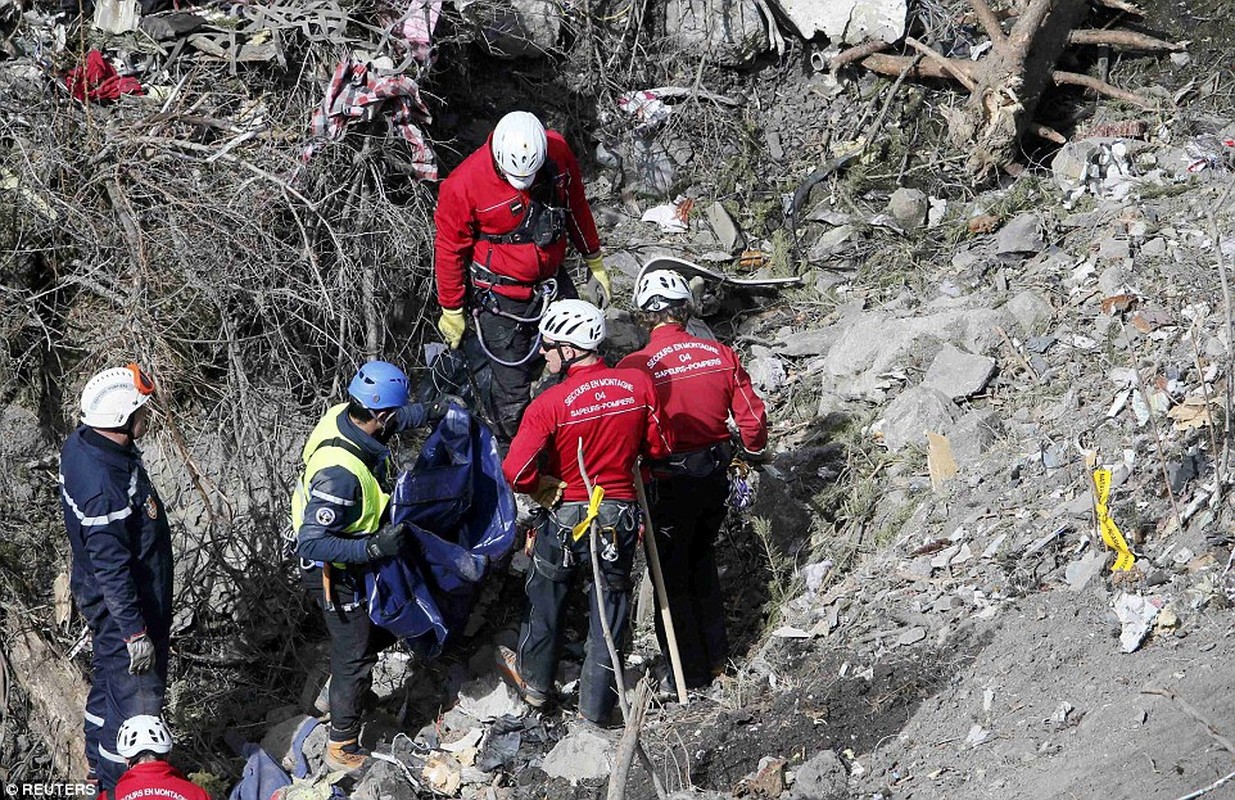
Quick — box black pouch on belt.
[651,441,733,479]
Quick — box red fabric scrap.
[65,50,143,103]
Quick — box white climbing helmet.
[492,111,547,190]
[539,299,606,351]
[116,715,173,759]
[80,364,155,429]
[634,269,692,312]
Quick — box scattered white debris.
[641,196,691,233]
[1114,593,1162,653]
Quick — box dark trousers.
[306,576,394,740]
[649,470,730,688]
[518,500,639,723]
[85,612,168,791]
[472,268,576,441]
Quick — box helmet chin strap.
[118,400,156,441]
[547,343,593,385]
[114,407,141,441]
[375,409,399,442]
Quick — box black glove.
[425,394,465,423]
[366,522,408,561]
[740,448,770,465]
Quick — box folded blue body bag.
[365,406,516,657]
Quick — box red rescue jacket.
[618,323,768,454]
[503,361,670,502]
[434,130,601,309]
[113,761,212,800]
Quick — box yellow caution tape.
[571,485,605,542]
[1092,468,1135,571]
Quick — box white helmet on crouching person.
[80,363,156,429]
[634,269,692,312]
[539,299,606,351]
[116,714,173,760]
[492,111,547,191]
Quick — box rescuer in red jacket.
[433,111,610,442]
[618,268,768,691]
[497,299,669,723]
[111,715,210,800]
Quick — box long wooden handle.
[633,462,689,705]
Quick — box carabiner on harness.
[472,280,559,368]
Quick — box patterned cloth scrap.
[305,56,438,180]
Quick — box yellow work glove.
[437,308,466,349]
[531,475,567,509]
[584,253,611,309]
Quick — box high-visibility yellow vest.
[291,404,390,542]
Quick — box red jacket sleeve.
[503,398,554,493]
[551,133,601,257]
[640,378,672,461]
[433,175,474,310]
[730,354,768,452]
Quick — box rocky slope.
[6,0,1235,797]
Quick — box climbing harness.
[478,157,568,247]
[478,199,567,247]
[470,278,559,367]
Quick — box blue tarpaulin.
[365,406,516,657]
[228,745,291,800]
[227,719,341,800]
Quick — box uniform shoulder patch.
[144,495,159,519]
[315,507,336,527]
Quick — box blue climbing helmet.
[348,361,410,410]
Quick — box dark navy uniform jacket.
[60,426,173,641]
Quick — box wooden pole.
[632,462,689,704]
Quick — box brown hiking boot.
[324,738,369,773]
[495,645,547,708]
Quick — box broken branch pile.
[840,0,1182,177]
[1,3,448,775]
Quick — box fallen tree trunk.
[946,0,1091,177]
[2,621,89,778]
[859,54,1154,110]
[846,0,1169,177]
